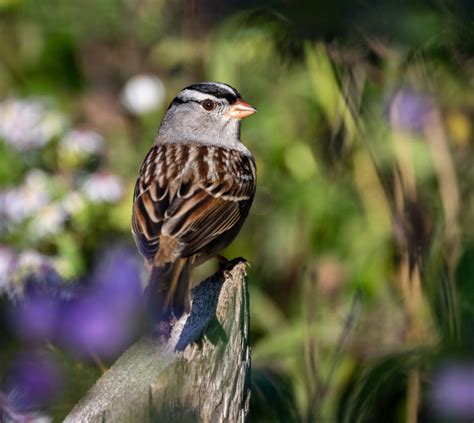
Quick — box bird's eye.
[201,99,216,111]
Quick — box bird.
[131,82,257,328]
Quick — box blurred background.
[1,0,474,421]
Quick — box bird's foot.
[216,255,249,272]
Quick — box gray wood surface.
[64,261,251,423]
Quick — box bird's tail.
[145,257,194,322]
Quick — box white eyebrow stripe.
[178,90,220,102]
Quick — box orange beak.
[224,98,257,119]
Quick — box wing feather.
[132,143,256,264]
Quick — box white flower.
[0,98,66,150]
[82,172,123,203]
[14,250,56,280]
[0,191,10,229]
[30,203,67,238]
[60,129,104,157]
[121,74,166,115]
[0,170,51,224]
[4,250,64,299]
[61,191,85,215]
[0,246,15,291]
[24,169,51,192]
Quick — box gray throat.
[155,108,251,155]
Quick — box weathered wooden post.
[65,261,251,422]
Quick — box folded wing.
[132,143,256,265]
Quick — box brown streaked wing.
[132,183,165,261]
[163,154,256,258]
[132,143,256,262]
[176,197,244,257]
[131,145,165,262]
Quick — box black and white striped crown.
[171,82,241,107]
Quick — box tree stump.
[64,261,251,423]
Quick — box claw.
[216,255,248,272]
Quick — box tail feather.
[145,257,194,322]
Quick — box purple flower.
[4,352,62,412]
[59,296,132,357]
[429,362,474,418]
[92,247,143,314]
[59,248,143,357]
[8,257,74,343]
[13,294,60,343]
[3,250,65,301]
[0,393,51,422]
[387,88,435,133]
[9,247,143,359]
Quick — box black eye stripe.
[168,98,200,108]
[169,97,225,110]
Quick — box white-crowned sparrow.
[132,82,257,324]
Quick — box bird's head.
[157,82,256,148]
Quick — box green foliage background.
[1,0,474,421]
